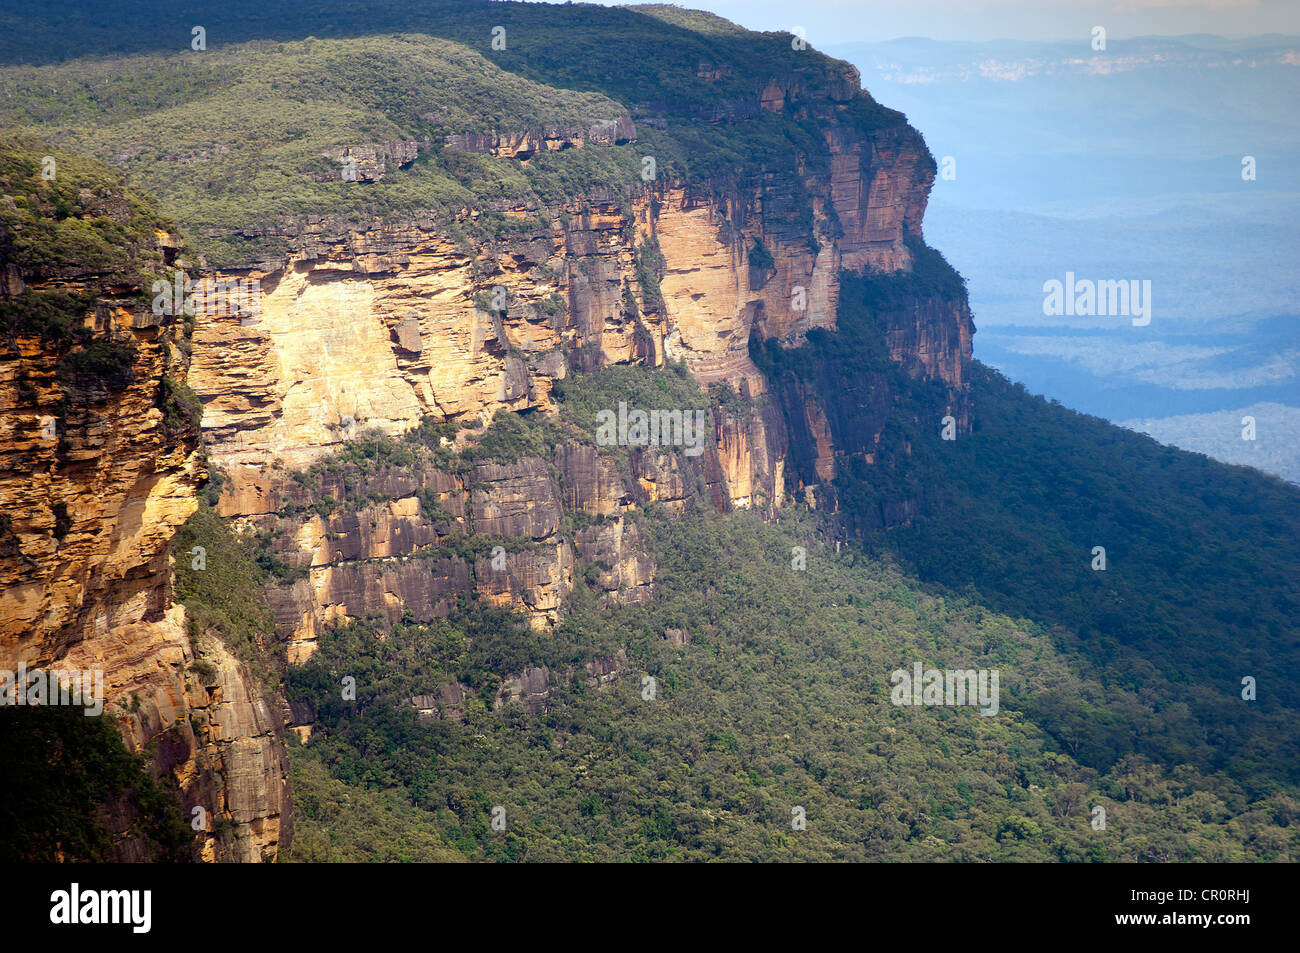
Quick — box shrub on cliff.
[174,500,281,693]
[460,409,571,466]
[551,360,706,456]
[55,337,137,400]
[0,137,174,286]
[634,237,667,313]
[0,706,193,862]
[159,373,204,439]
[747,238,775,272]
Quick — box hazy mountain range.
[830,34,1300,483]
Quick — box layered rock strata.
[0,213,287,861]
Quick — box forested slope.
[165,361,1300,861]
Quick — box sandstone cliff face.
[182,60,971,649]
[444,116,636,158]
[825,123,932,274]
[247,446,680,660]
[0,205,287,861]
[187,71,957,493]
[188,188,797,481]
[880,294,975,431]
[0,295,198,653]
[4,45,975,860]
[316,139,430,183]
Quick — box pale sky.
[601,0,1300,42]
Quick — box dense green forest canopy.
[165,351,1300,861]
[276,502,1298,862]
[884,361,1300,776]
[754,265,1300,794]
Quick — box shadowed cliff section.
[752,243,973,519]
[0,706,194,861]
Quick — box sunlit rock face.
[183,61,969,650]
[1,218,287,861]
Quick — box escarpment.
[177,64,972,664]
[6,4,1300,870]
[1,10,975,861]
[186,54,972,640]
[0,145,287,861]
[190,87,967,487]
